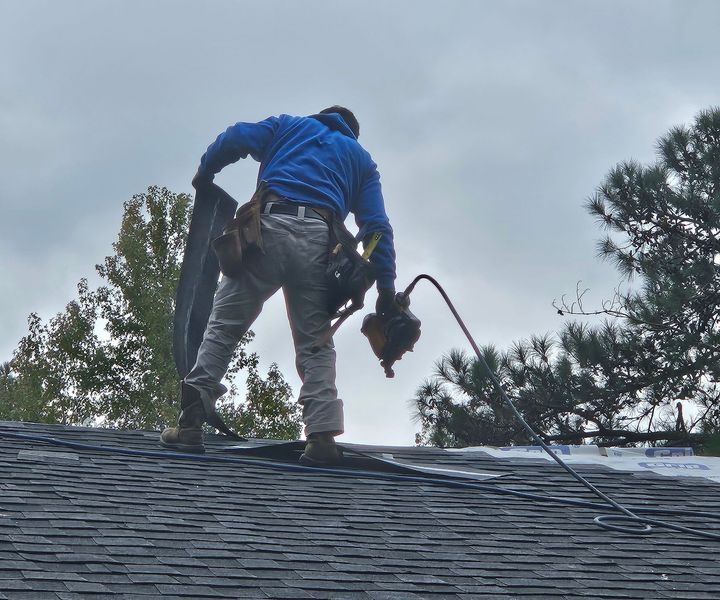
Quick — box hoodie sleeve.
[198,116,279,176]
[353,160,397,290]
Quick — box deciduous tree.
[1,186,301,439]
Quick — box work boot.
[159,383,207,453]
[299,432,343,467]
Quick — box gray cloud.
[2,0,719,443]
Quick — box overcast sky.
[2,0,719,445]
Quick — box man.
[160,106,397,466]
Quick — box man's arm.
[195,116,279,182]
[353,161,397,292]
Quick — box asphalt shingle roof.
[1,420,720,599]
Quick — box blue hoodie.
[198,113,396,289]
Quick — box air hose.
[402,274,720,540]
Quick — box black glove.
[191,168,214,190]
[376,288,400,321]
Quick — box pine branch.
[543,428,705,444]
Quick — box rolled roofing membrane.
[448,444,720,483]
[223,440,503,481]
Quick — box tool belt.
[212,183,269,278]
[325,221,378,317]
[310,225,380,354]
[212,183,376,316]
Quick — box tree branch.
[544,428,706,444]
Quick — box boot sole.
[299,452,343,467]
[159,439,205,454]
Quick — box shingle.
[17,449,80,464]
[24,579,68,592]
[309,593,370,600]
[106,583,160,594]
[13,542,73,554]
[127,572,180,584]
[238,558,282,568]
[262,587,314,599]
[0,560,36,571]
[155,583,223,596]
[57,594,114,600]
[205,566,257,578]
[657,593,720,600]
[396,573,450,585]
[21,570,87,581]
[367,592,425,600]
[82,573,132,585]
[64,581,112,593]
[296,570,361,582]
[0,581,31,591]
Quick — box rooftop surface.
[1,420,720,599]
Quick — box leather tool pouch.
[212,182,267,278]
[325,219,377,316]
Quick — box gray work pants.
[184,213,343,436]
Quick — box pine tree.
[416,108,720,450]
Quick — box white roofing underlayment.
[447,444,720,484]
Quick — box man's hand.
[376,288,400,321]
[191,168,214,190]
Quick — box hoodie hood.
[310,112,357,139]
